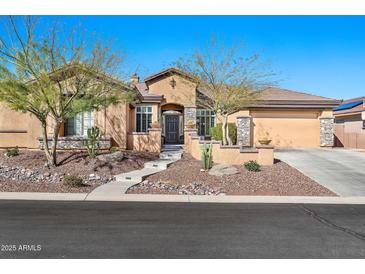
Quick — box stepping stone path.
[208,164,239,176]
[86,145,183,200]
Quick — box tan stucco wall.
[0,102,130,149]
[147,74,196,107]
[184,129,273,165]
[95,103,129,149]
[0,103,42,148]
[127,129,161,153]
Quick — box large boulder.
[208,164,239,176]
[97,151,124,162]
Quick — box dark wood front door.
[165,115,179,144]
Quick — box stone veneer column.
[236,116,252,147]
[184,107,197,126]
[320,117,334,147]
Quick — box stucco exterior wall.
[147,74,196,107]
[185,129,273,166]
[0,103,42,148]
[95,103,129,149]
[127,128,161,153]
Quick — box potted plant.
[151,121,160,128]
[185,119,196,129]
[258,130,272,145]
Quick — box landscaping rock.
[128,180,224,195]
[208,164,239,176]
[88,173,101,181]
[97,151,124,162]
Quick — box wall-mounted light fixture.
[169,78,176,88]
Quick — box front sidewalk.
[1,191,365,204]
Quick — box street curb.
[0,192,87,201]
[1,192,365,204]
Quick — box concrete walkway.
[86,147,183,200]
[276,148,365,197]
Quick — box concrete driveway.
[275,148,365,197]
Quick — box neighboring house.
[0,67,341,151]
[333,97,365,149]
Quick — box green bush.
[244,160,261,172]
[210,123,237,145]
[5,146,19,157]
[110,146,119,153]
[63,174,84,187]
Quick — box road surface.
[0,200,364,258]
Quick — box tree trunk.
[41,122,53,166]
[221,115,233,146]
[50,121,62,166]
[225,116,233,146]
[222,116,228,146]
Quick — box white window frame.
[196,108,216,137]
[135,105,153,132]
[66,111,94,136]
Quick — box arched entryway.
[161,104,184,144]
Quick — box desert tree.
[176,35,274,145]
[0,16,135,166]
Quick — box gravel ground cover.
[0,149,158,193]
[127,153,336,196]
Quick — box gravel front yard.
[127,154,336,196]
[0,149,158,193]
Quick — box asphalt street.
[0,200,364,258]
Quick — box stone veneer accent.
[236,116,252,147]
[184,107,196,125]
[320,118,334,146]
[38,136,111,150]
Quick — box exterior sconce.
[169,78,176,88]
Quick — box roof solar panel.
[333,100,363,111]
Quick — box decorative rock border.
[38,136,111,150]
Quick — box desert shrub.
[244,160,261,172]
[200,143,213,170]
[210,123,237,145]
[5,146,19,157]
[110,146,119,153]
[63,174,84,187]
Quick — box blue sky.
[12,16,365,99]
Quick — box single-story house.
[333,97,365,149]
[0,67,341,152]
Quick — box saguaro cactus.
[200,143,213,170]
[85,126,101,158]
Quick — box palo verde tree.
[0,16,135,166]
[176,35,274,145]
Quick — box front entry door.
[165,115,179,144]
